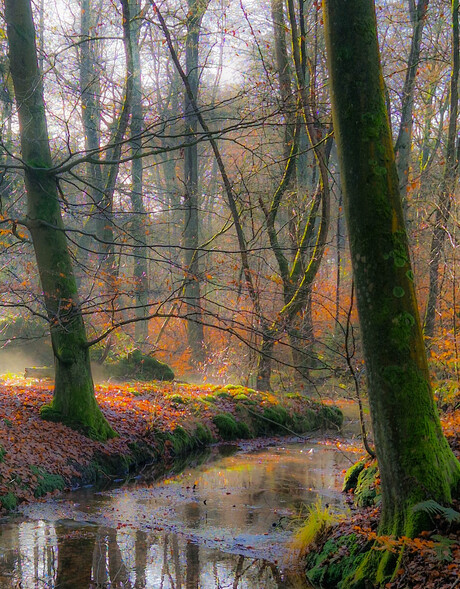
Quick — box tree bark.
[394,0,429,217]
[129,0,149,345]
[80,0,104,243]
[183,0,208,364]
[5,0,115,440]
[323,0,460,583]
[423,0,459,340]
[255,0,332,389]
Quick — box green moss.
[109,349,174,382]
[354,464,380,507]
[157,424,215,456]
[30,466,65,498]
[215,391,232,399]
[0,492,18,511]
[213,413,251,440]
[305,533,370,588]
[0,445,5,462]
[342,459,366,493]
[40,404,117,441]
[389,311,416,353]
[202,394,217,403]
[262,406,288,430]
[75,452,133,486]
[233,402,343,438]
[234,393,249,401]
[168,394,186,405]
[291,410,318,433]
[194,423,214,445]
[169,426,193,454]
[318,405,344,429]
[126,441,157,464]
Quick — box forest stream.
[0,414,362,588]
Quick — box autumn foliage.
[0,375,335,512]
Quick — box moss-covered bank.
[0,379,343,513]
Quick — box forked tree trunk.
[324,0,460,584]
[5,0,115,440]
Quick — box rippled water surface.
[0,425,360,588]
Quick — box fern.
[412,500,460,524]
[431,534,455,562]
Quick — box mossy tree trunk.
[323,0,460,584]
[5,0,115,440]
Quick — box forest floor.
[0,375,458,588]
[303,402,460,589]
[0,375,341,514]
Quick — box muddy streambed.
[0,416,362,588]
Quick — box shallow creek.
[0,414,362,588]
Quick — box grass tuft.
[290,499,339,560]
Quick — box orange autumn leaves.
[0,378,285,510]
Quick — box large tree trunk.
[5,0,115,440]
[323,0,460,584]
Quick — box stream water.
[0,415,361,588]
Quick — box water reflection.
[0,440,353,588]
[0,521,303,588]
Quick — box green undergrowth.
[0,382,343,512]
[293,500,372,588]
[343,459,381,507]
[291,499,341,560]
[305,532,371,588]
[213,413,251,440]
[1,492,18,511]
[30,466,65,498]
[107,349,175,382]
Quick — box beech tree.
[5,0,115,440]
[183,0,209,364]
[424,0,459,339]
[323,0,460,585]
[128,0,149,345]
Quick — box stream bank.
[0,377,343,514]
[0,431,360,588]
